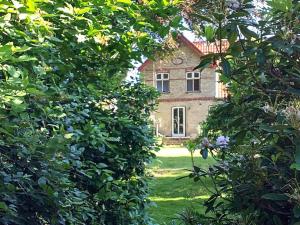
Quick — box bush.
[184,0,300,224]
[0,1,180,224]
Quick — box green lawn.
[148,148,215,225]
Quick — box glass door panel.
[172,107,185,137]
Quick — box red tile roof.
[193,40,229,55]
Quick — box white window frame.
[186,72,201,92]
[156,73,169,93]
[171,107,186,137]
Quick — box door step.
[162,137,191,146]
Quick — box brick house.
[138,35,228,144]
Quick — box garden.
[0,0,300,225]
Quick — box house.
[138,35,228,145]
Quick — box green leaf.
[287,87,300,96]
[74,7,91,15]
[233,130,247,144]
[256,49,266,66]
[273,215,283,225]
[11,102,27,113]
[204,25,215,42]
[228,31,238,44]
[195,14,214,23]
[64,133,74,139]
[97,163,108,168]
[239,25,259,39]
[25,0,36,12]
[26,88,45,96]
[194,56,213,71]
[290,163,300,170]
[14,45,31,53]
[295,139,300,164]
[213,12,225,21]
[268,0,292,12]
[221,58,231,76]
[0,44,13,58]
[0,202,8,211]
[4,65,22,77]
[293,206,300,218]
[170,16,182,27]
[38,177,47,187]
[117,0,132,4]
[259,124,277,133]
[12,55,37,62]
[261,193,289,201]
[227,10,250,19]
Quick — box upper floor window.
[186,72,200,92]
[156,73,169,93]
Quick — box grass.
[148,148,215,225]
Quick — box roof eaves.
[138,59,151,72]
[177,35,204,57]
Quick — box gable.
[138,35,203,72]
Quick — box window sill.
[159,91,170,94]
[164,136,191,139]
[186,91,202,93]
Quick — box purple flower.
[201,137,211,148]
[67,126,74,132]
[216,136,230,148]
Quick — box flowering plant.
[197,136,230,160]
[181,0,300,224]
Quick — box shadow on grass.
[148,174,214,224]
[149,198,208,225]
[150,156,215,170]
[148,155,215,224]
[149,176,214,198]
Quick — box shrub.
[0,0,180,224]
[184,0,300,224]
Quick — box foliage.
[173,207,213,225]
[0,0,181,224]
[184,0,300,224]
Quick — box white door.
[172,107,185,137]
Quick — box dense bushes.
[0,1,180,224]
[184,0,300,224]
[1,77,159,224]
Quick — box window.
[186,72,201,92]
[156,73,169,93]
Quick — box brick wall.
[141,39,218,139]
[154,100,215,138]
